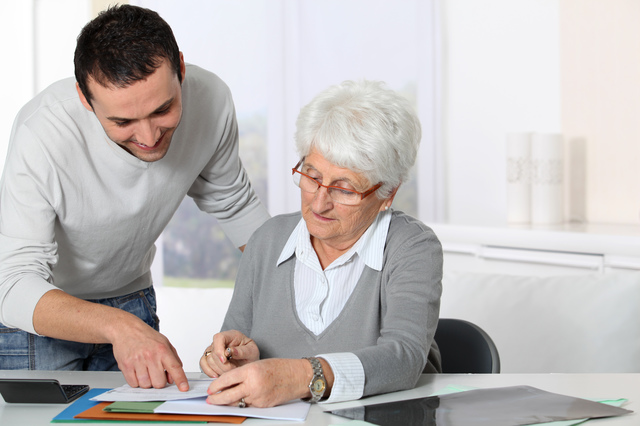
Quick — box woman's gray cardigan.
[222,210,443,397]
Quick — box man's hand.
[33,289,188,390]
[112,317,189,391]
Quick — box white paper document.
[156,397,311,422]
[90,379,212,402]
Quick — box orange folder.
[75,401,246,423]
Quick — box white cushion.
[439,271,640,373]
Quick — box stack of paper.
[53,380,310,423]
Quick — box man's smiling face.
[77,56,185,162]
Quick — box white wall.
[441,0,561,226]
[560,0,640,224]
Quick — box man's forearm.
[32,289,139,343]
[32,288,189,391]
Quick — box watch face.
[312,378,326,394]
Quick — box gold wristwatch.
[303,357,326,403]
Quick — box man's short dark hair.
[74,4,182,105]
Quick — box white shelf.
[428,222,640,258]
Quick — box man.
[0,5,269,391]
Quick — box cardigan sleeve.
[220,234,256,335]
[353,222,443,397]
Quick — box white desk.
[1,370,637,425]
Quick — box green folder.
[103,401,164,413]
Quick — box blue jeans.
[0,287,159,371]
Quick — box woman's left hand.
[206,358,310,408]
[200,330,259,378]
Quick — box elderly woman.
[200,80,442,408]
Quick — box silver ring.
[238,397,246,408]
[226,347,233,360]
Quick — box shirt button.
[312,314,320,321]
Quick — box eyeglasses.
[291,159,382,206]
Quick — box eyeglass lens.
[293,171,361,205]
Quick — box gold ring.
[204,350,212,357]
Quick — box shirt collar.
[277,219,307,266]
[277,209,393,271]
[357,208,392,271]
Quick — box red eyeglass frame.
[292,159,382,201]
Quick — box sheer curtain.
[0,0,90,177]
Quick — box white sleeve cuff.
[317,352,364,403]
[0,275,57,335]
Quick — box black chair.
[432,318,501,374]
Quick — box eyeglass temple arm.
[361,183,382,199]
[292,158,304,175]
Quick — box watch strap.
[302,357,326,403]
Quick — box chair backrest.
[432,318,501,374]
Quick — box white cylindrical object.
[506,132,532,224]
[531,133,564,224]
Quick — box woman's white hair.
[294,79,421,198]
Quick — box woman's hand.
[200,330,259,378]
[206,358,312,408]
